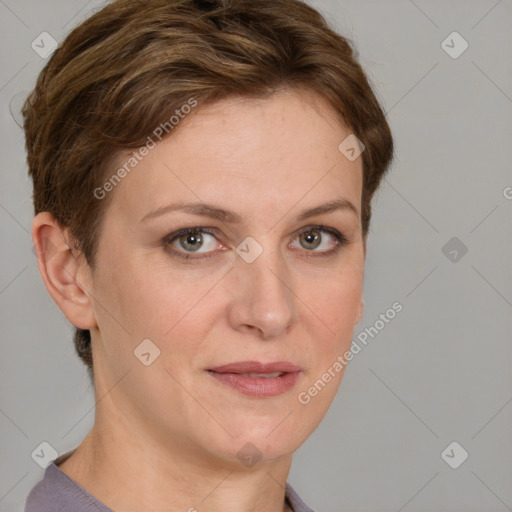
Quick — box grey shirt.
[25,459,315,512]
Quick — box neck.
[58,399,294,512]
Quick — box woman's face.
[87,87,365,466]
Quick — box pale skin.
[33,87,366,512]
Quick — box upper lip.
[207,361,302,374]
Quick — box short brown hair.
[23,0,394,371]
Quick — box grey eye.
[170,230,219,253]
[179,232,203,251]
[299,229,322,250]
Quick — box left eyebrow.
[296,198,359,220]
[139,197,359,224]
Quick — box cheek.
[306,259,363,329]
[322,278,362,326]
[101,259,225,359]
[299,261,364,366]
[291,266,363,433]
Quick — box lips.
[206,361,302,398]
[208,361,302,374]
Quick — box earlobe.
[32,212,96,330]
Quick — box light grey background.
[1,1,511,511]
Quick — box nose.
[226,244,296,340]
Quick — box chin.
[206,416,312,468]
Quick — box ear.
[32,212,97,330]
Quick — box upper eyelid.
[167,227,220,242]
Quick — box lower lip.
[207,371,301,398]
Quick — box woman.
[23,0,393,510]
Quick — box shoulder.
[285,482,317,512]
[24,462,111,512]
[24,477,51,512]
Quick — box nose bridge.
[229,239,295,338]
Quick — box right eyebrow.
[140,202,242,224]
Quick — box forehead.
[107,87,363,223]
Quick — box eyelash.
[163,225,349,261]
